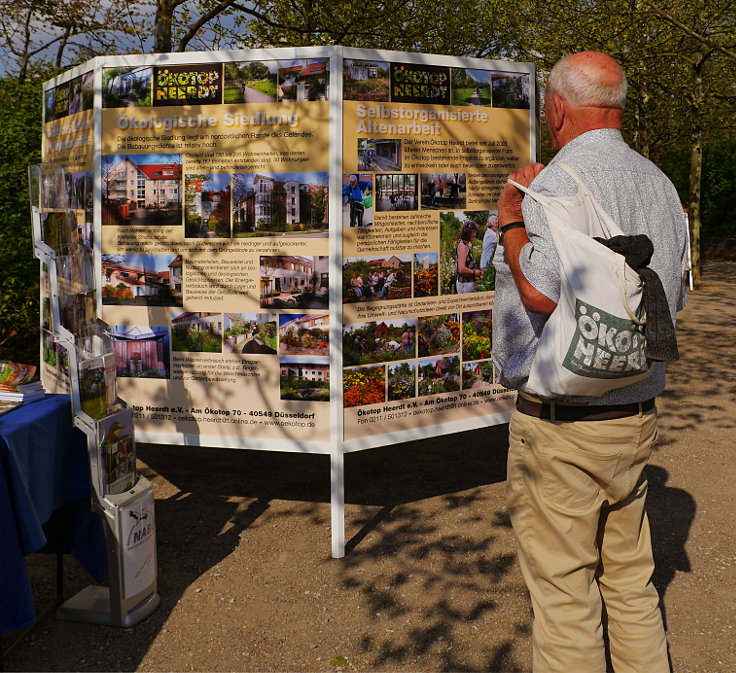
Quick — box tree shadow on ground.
[335,425,532,672]
[5,422,524,672]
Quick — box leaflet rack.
[29,164,160,627]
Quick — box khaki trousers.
[507,408,669,673]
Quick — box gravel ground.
[3,261,735,673]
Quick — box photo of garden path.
[450,68,491,106]
[223,314,277,355]
[5,261,735,673]
[224,61,278,103]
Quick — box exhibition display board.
[41,47,535,557]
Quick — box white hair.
[546,54,627,110]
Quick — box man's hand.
[497,162,557,315]
[498,163,545,226]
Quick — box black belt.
[516,395,655,422]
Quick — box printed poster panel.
[43,69,95,172]
[342,57,531,442]
[98,56,331,447]
[41,70,96,397]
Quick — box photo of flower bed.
[417,356,461,396]
[171,312,222,353]
[279,314,328,356]
[462,310,492,361]
[343,366,385,408]
[417,313,460,357]
[414,253,438,297]
[387,361,416,401]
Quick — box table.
[0,395,106,635]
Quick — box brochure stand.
[29,165,160,626]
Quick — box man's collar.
[554,128,624,160]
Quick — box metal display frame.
[39,47,536,559]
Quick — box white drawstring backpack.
[508,162,650,397]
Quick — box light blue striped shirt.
[492,129,688,404]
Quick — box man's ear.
[551,93,565,133]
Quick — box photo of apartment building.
[279,356,330,402]
[277,59,329,102]
[185,173,231,238]
[232,172,328,236]
[279,359,330,381]
[102,153,182,226]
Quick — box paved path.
[243,86,275,103]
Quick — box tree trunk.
[55,28,71,70]
[635,83,650,159]
[154,0,175,53]
[688,55,705,290]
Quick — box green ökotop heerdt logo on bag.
[563,299,647,379]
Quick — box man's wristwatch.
[499,221,525,245]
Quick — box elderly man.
[480,214,499,270]
[493,51,687,673]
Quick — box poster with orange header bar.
[340,54,534,446]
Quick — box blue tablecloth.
[0,395,106,634]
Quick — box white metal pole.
[330,449,345,558]
[329,47,346,559]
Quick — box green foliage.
[0,75,45,365]
[257,322,277,350]
[657,136,736,238]
[280,374,329,401]
[172,327,222,353]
